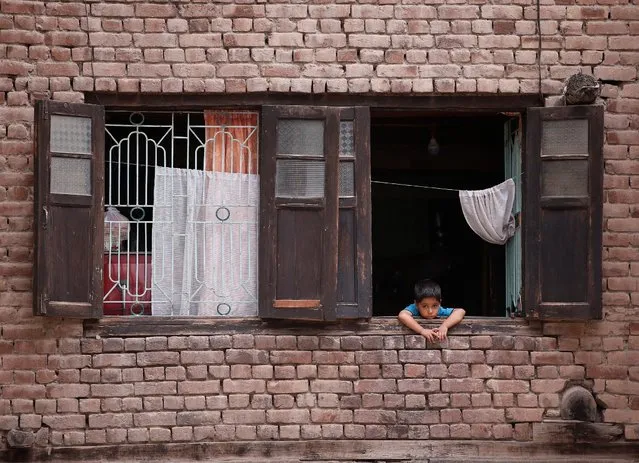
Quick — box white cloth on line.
[151,166,259,316]
[459,178,516,245]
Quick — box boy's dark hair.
[414,279,442,302]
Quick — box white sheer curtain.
[151,166,258,316]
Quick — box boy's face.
[416,296,441,319]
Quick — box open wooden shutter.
[34,100,105,317]
[259,106,371,320]
[336,108,372,319]
[524,105,603,320]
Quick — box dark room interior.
[371,111,510,317]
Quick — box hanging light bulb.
[427,134,439,156]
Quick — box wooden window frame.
[34,94,603,328]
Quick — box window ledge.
[84,316,541,338]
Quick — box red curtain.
[204,111,258,174]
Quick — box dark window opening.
[371,112,513,317]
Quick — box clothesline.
[371,172,525,193]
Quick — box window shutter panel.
[524,105,603,320]
[34,100,105,318]
[259,106,371,320]
[336,107,372,319]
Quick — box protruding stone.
[560,386,597,422]
[7,429,35,448]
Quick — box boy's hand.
[434,325,448,340]
[420,328,437,342]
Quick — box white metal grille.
[104,111,259,317]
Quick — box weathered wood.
[336,209,356,304]
[533,421,624,444]
[84,316,542,338]
[259,106,277,319]
[34,100,104,319]
[88,93,541,112]
[4,439,638,462]
[322,108,340,321]
[524,105,603,321]
[353,106,372,319]
[260,106,337,321]
[273,299,321,309]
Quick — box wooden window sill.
[84,316,541,338]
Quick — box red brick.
[607,351,639,365]
[531,379,567,393]
[471,364,493,379]
[442,379,484,393]
[492,366,514,379]
[448,364,470,378]
[42,415,86,430]
[267,380,309,394]
[587,365,629,380]
[606,380,639,395]
[626,425,639,440]
[223,410,265,424]
[506,408,544,422]
[177,380,221,395]
[398,350,441,363]
[175,411,221,426]
[3,385,45,399]
[537,367,563,381]
[88,413,133,429]
[3,354,46,369]
[180,350,224,364]
[486,380,529,393]
[486,350,529,365]
[93,354,136,368]
[314,351,355,364]
[470,336,492,349]
[531,352,573,365]
[442,350,485,364]
[90,384,133,397]
[46,384,89,398]
[536,365,559,379]
[462,409,505,423]
[559,365,585,379]
[397,379,440,393]
[514,422,532,441]
[397,410,439,424]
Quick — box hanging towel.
[459,178,516,245]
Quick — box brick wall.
[0,0,638,456]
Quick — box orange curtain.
[204,111,258,174]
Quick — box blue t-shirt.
[404,303,454,319]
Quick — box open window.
[370,112,517,317]
[102,110,260,317]
[33,100,601,322]
[34,102,371,320]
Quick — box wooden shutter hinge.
[40,294,48,315]
[43,106,49,120]
[42,206,49,229]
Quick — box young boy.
[398,279,466,342]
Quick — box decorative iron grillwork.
[104,111,259,317]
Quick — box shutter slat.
[524,105,603,320]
